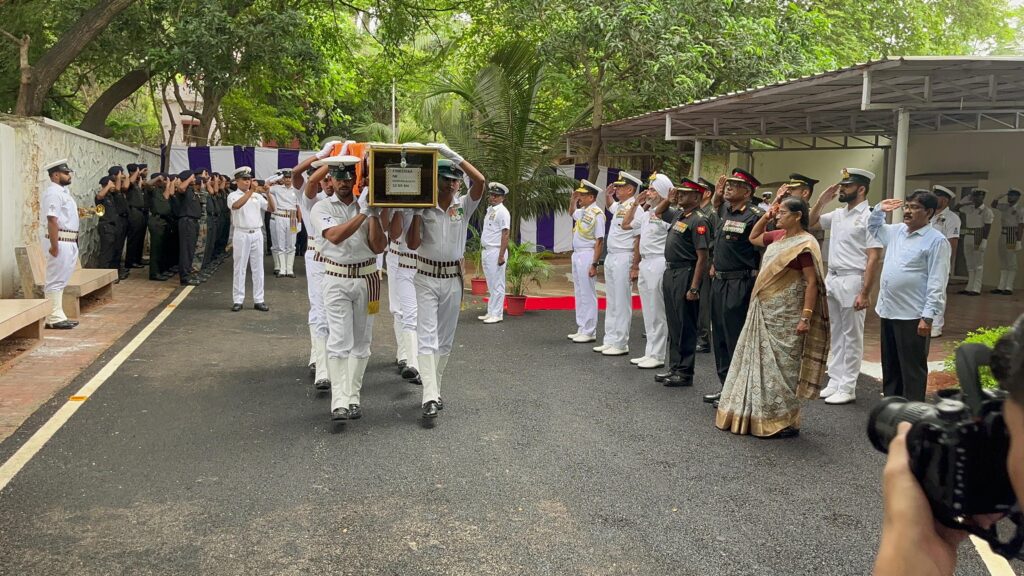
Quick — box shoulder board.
[750,205,764,215]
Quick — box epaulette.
[750,205,764,215]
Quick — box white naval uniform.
[415,192,482,405]
[269,184,299,275]
[386,210,419,369]
[819,201,883,396]
[571,204,606,337]
[481,203,511,320]
[40,181,80,324]
[299,185,329,382]
[994,199,1023,291]
[311,194,377,412]
[602,196,640,349]
[960,203,994,293]
[227,189,269,305]
[634,207,669,363]
[930,207,961,335]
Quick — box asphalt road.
[0,256,997,575]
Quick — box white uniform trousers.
[571,249,598,336]
[305,249,329,381]
[963,233,985,293]
[482,246,506,319]
[997,236,1019,290]
[270,215,297,275]
[44,241,79,323]
[825,273,866,395]
[324,275,374,410]
[232,229,265,304]
[415,273,462,404]
[387,254,418,367]
[637,255,668,362]
[602,251,634,349]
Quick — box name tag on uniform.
[673,221,688,233]
[723,220,746,234]
[581,214,594,227]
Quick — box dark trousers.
[126,207,148,266]
[147,217,170,278]
[697,272,711,348]
[98,220,124,270]
[204,217,219,266]
[880,318,931,401]
[178,217,199,283]
[264,212,273,255]
[663,266,699,376]
[115,216,129,270]
[710,275,756,385]
[218,214,230,256]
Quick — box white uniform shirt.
[930,207,961,240]
[818,201,882,271]
[572,205,605,251]
[40,181,79,234]
[270,184,298,212]
[481,203,510,248]
[227,190,269,229]
[607,197,641,254]
[960,204,994,231]
[298,185,325,237]
[417,193,482,262]
[994,199,1024,229]
[311,195,375,265]
[636,206,669,258]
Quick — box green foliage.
[464,225,483,277]
[943,326,1012,389]
[505,241,552,296]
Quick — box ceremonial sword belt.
[272,209,297,218]
[389,244,418,270]
[416,255,462,279]
[320,256,381,314]
[828,268,862,277]
[45,229,79,243]
[1003,226,1020,243]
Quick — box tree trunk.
[15,0,136,116]
[78,68,150,137]
[586,66,604,182]
[194,85,224,145]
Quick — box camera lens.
[867,397,939,453]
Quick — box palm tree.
[423,40,574,241]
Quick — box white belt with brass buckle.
[46,229,79,242]
[323,259,377,278]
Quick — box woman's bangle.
[800,317,810,323]
[803,308,814,315]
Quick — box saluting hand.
[773,183,789,204]
[879,199,904,212]
[820,184,840,203]
[715,175,727,194]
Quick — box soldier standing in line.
[269,171,301,278]
[145,173,174,281]
[124,163,149,270]
[958,188,994,296]
[695,177,718,354]
[40,159,81,329]
[566,180,605,343]
[992,188,1023,295]
[172,170,202,286]
[107,166,131,280]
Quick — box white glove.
[429,142,464,165]
[357,191,379,218]
[339,140,356,156]
[979,240,988,251]
[316,140,340,159]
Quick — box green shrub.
[942,326,1011,389]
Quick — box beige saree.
[714,232,830,437]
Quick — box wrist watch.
[922,317,933,325]
[687,288,699,295]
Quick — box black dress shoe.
[703,392,721,403]
[331,407,350,421]
[131,263,146,269]
[422,401,439,418]
[990,288,1003,294]
[1004,291,1015,296]
[182,278,201,286]
[149,275,167,281]
[695,345,710,353]
[231,303,243,312]
[274,270,281,278]
[712,399,719,409]
[254,302,269,311]
[966,291,981,296]
[315,378,330,391]
[437,397,444,410]
[654,371,672,383]
[45,320,76,329]
[663,373,693,387]
[401,365,420,380]
[118,270,130,280]
[957,289,970,295]
[348,404,362,420]
[397,359,407,367]
[771,427,800,439]
[287,273,296,278]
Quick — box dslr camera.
[868,330,1024,559]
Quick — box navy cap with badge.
[44,158,73,175]
[312,155,360,180]
[438,159,464,181]
[233,166,254,180]
[488,182,509,196]
[613,171,643,190]
[838,167,874,186]
[932,185,954,199]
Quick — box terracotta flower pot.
[507,295,527,316]
[470,277,488,295]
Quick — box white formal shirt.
[481,203,510,248]
[311,195,374,265]
[994,199,1024,229]
[386,209,416,253]
[636,206,670,258]
[40,181,80,234]
[298,185,325,237]
[227,190,269,229]
[930,207,961,240]
[869,207,951,320]
[607,197,641,254]
[270,184,298,212]
[572,205,605,251]
[960,204,994,231]
[417,193,482,262]
[818,201,882,271]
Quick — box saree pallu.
[715,233,830,437]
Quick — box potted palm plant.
[505,241,552,316]
[465,226,487,295]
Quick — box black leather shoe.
[422,401,439,418]
[397,359,407,367]
[712,399,719,409]
[957,289,970,294]
[286,273,296,278]
[991,288,1003,294]
[309,363,316,376]
[1004,291,1014,296]
[437,397,444,410]
[118,269,130,280]
[654,371,672,383]
[695,345,710,353]
[770,427,800,439]
[149,275,167,281]
[182,278,201,286]
[401,365,420,380]
[315,378,330,391]
[331,407,350,421]
[231,303,243,312]
[254,302,269,312]
[274,270,281,278]
[131,263,146,269]
[703,392,721,403]
[348,404,362,420]
[68,320,80,326]
[663,373,693,387]
[45,320,76,329]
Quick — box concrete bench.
[15,244,117,320]
[0,299,50,340]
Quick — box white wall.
[0,115,159,297]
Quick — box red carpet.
[484,295,642,311]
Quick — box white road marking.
[972,536,1018,575]
[0,287,193,494]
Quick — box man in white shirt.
[622,173,672,369]
[408,147,486,419]
[809,168,883,405]
[310,155,387,422]
[992,188,1023,295]
[929,185,960,337]
[268,171,300,278]
[567,179,605,343]
[594,172,642,357]
[227,166,274,312]
[958,188,994,296]
[479,182,511,324]
[40,159,81,329]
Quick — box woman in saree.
[715,193,830,439]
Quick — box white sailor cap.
[613,171,643,189]
[932,185,954,198]
[488,182,509,195]
[575,179,602,195]
[313,155,361,179]
[234,166,254,179]
[838,168,874,185]
[43,158,73,174]
[647,172,673,199]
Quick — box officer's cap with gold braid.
[787,172,819,191]
[838,167,874,186]
[612,171,643,190]
[725,167,760,190]
[575,179,601,195]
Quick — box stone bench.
[15,244,117,320]
[0,299,50,340]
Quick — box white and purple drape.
[167,146,315,180]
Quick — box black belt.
[666,261,695,270]
[716,269,758,280]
